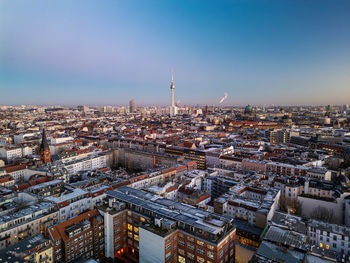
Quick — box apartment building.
[62,153,107,175]
[48,209,104,262]
[0,198,59,249]
[241,159,267,173]
[0,234,53,263]
[217,186,280,229]
[308,220,350,256]
[0,146,23,161]
[266,161,308,176]
[165,146,207,170]
[46,187,91,222]
[99,186,236,263]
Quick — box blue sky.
[0,0,349,106]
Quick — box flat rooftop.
[107,186,233,239]
[0,201,55,226]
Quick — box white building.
[0,146,22,161]
[306,168,332,181]
[62,153,107,175]
[46,187,92,222]
[13,132,41,144]
[50,136,74,145]
[308,219,350,255]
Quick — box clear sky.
[0,0,349,106]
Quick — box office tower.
[129,99,135,113]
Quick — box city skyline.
[1,0,350,106]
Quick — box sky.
[0,0,349,106]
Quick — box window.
[187,252,195,259]
[207,251,214,259]
[197,240,204,246]
[197,247,204,255]
[128,232,133,238]
[128,224,133,231]
[187,236,194,242]
[179,239,185,247]
[134,234,139,241]
[178,255,186,263]
[134,226,139,233]
[187,243,194,250]
[207,244,214,250]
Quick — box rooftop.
[106,186,234,243]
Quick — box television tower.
[170,71,175,107]
[169,70,177,117]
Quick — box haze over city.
[1,0,350,106]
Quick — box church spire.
[40,128,49,151]
[40,128,51,163]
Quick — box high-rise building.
[129,99,135,113]
[77,105,89,112]
[40,128,51,163]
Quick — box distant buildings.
[0,103,350,262]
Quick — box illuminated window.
[207,244,214,250]
[178,255,186,263]
[187,236,194,242]
[134,234,139,241]
[197,257,205,263]
[207,251,214,259]
[140,217,145,222]
[134,226,139,233]
[128,224,133,231]
[128,232,133,238]
[197,240,204,246]
[319,243,323,248]
[326,244,330,250]
[75,209,79,214]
